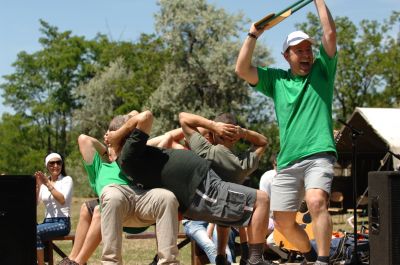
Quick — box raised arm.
[179,112,237,141]
[147,128,186,149]
[239,128,269,158]
[78,134,107,164]
[314,0,336,57]
[235,24,266,85]
[105,110,153,154]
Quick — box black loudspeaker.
[368,171,400,265]
[0,175,36,265]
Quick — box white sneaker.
[313,261,329,265]
[300,260,329,265]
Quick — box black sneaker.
[239,257,248,265]
[149,254,158,265]
[57,257,71,265]
[215,254,231,265]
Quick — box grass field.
[38,197,366,265]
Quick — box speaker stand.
[339,119,366,265]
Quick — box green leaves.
[148,0,273,136]
[297,11,400,121]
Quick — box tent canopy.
[336,107,400,170]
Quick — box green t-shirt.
[83,151,130,196]
[83,151,149,234]
[255,45,338,170]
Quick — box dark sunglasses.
[48,160,62,166]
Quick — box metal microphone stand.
[338,119,366,265]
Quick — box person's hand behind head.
[107,147,118,162]
[104,130,123,155]
[127,110,139,117]
[213,122,237,141]
[232,125,245,142]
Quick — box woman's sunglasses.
[48,160,62,166]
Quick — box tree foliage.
[90,33,172,114]
[297,11,400,120]
[73,58,131,140]
[0,114,44,174]
[146,0,273,136]
[1,20,96,156]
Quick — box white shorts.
[271,152,336,211]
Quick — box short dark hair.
[214,113,237,125]
[108,115,130,131]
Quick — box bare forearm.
[147,128,184,147]
[118,117,139,139]
[121,110,153,137]
[91,137,107,155]
[314,0,336,56]
[240,128,268,158]
[243,129,268,147]
[179,112,214,140]
[235,36,259,84]
[78,134,106,163]
[48,187,66,205]
[166,128,185,141]
[180,112,213,130]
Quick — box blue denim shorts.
[37,217,70,249]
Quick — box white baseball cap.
[282,30,316,53]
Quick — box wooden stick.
[255,0,313,30]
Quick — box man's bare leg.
[246,190,271,265]
[215,225,230,263]
[69,203,92,260]
[239,227,249,264]
[74,206,102,265]
[305,189,332,257]
[274,211,317,262]
[273,211,311,252]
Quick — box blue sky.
[1,0,397,115]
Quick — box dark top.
[118,128,211,212]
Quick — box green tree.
[145,0,274,136]
[1,20,95,156]
[91,33,172,114]
[297,11,400,120]
[378,11,400,107]
[0,114,44,174]
[73,58,131,140]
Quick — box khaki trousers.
[100,184,180,265]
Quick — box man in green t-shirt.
[78,113,180,265]
[235,0,337,264]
